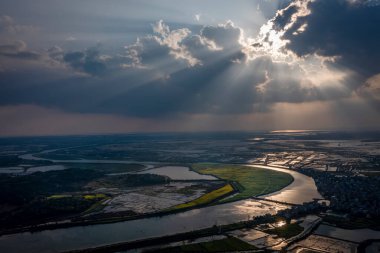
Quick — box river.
[252,165,323,204]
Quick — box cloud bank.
[0,0,379,135]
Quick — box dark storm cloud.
[63,48,106,76]
[272,4,298,31]
[275,0,380,85]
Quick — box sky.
[0,0,379,136]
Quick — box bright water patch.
[253,165,323,204]
[138,166,218,180]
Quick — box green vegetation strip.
[83,194,106,200]
[171,184,234,210]
[47,194,72,200]
[152,236,257,253]
[192,163,293,202]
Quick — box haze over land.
[0,0,380,136]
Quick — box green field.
[83,193,107,200]
[47,194,72,200]
[172,184,234,210]
[192,163,293,202]
[151,237,257,252]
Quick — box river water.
[253,165,323,204]
[137,166,218,180]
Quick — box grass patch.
[192,163,293,202]
[171,184,234,210]
[83,193,106,200]
[47,194,72,200]
[48,194,106,200]
[150,237,257,253]
[264,222,304,239]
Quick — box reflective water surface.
[252,165,323,204]
[138,166,218,180]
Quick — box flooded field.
[229,228,282,249]
[100,182,207,214]
[288,234,358,253]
